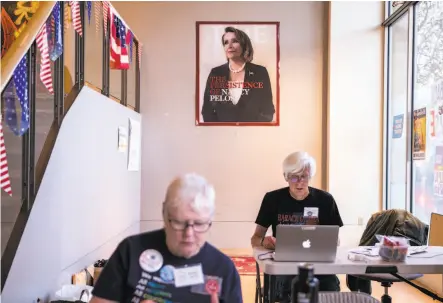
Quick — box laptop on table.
[273,225,339,262]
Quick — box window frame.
[383,1,443,225]
[383,2,418,212]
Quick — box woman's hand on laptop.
[262,236,276,250]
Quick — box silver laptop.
[273,225,339,262]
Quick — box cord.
[391,273,443,302]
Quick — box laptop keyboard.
[319,292,380,303]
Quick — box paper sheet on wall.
[118,126,128,152]
[127,118,141,171]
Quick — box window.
[384,1,443,224]
[389,1,407,16]
[411,1,443,223]
[386,13,410,210]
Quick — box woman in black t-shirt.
[90,173,243,303]
[250,151,344,302]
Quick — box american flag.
[138,42,142,69]
[12,56,30,135]
[94,1,101,34]
[128,30,133,63]
[103,1,110,35]
[64,2,71,33]
[86,1,92,25]
[110,8,129,70]
[36,23,54,94]
[70,1,82,36]
[0,53,30,196]
[0,115,12,196]
[48,2,63,61]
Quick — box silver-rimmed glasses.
[168,218,212,233]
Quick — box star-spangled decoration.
[48,2,63,61]
[86,1,92,25]
[4,55,30,136]
[109,6,129,70]
[115,15,127,49]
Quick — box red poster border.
[195,21,280,126]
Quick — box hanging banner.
[109,7,129,70]
[413,107,427,160]
[0,114,13,196]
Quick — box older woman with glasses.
[91,173,243,303]
[250,151,344,302]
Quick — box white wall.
[2,86,142,302]
[113,1,327,249]
[327,3,384,228]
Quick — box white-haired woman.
[91,173,243,303]
[251,151,343,301]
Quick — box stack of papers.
[348,247,379,257]
[348,246,429,257]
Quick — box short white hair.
[282,151,316,180]
[163,173,216,216]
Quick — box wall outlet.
[358,217,364,225]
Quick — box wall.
[1,86,142,302]
[327,3,384,229]
[112,1,386,249]
[113,1,328,249]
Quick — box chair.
[347,209,429,297]
[352,274,423,303]
[319,292,380,303]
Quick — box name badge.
[304,207,319,217]
[173,264,204,287]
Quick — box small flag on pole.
[138,42,142,69]
[64,2,71,32]
[36,23,54,94]
[110,7,129,70]
[70,1,82,36]
[103,1,110,34]
[94,1,101,34]
[0,115,12,196]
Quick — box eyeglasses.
[168,218,212,233]
[288,175,309,183]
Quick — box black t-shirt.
[255,186,344,237]
[92,229,243,303]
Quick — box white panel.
[2,87,142,302]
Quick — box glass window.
[389,1,406,16]
[386,13,410,210]
[411,1,443,223]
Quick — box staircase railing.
[1,1,141,291]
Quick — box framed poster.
[195,21,280,126]
[413,107,427,160]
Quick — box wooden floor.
[222,248,435,303]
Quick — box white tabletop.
[254,246,443,275]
